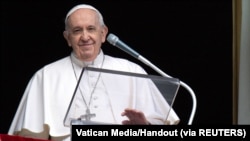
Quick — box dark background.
[1,0,232,133]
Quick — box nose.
[80,31,90,41]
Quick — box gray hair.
[64,4,105,30]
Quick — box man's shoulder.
[104,55,146,73]
[105,55,138,66]
[46,56,71,66]
[36,56,71,73]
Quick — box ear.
[63,31,71,47]
[101,26,108,43]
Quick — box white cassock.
[8,50,180,140]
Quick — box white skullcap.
[65,4,104,26]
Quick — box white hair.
[64,4,105,29]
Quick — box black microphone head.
[107,33,119,46]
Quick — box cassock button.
[93,96,98,100]
[90,82,95,87]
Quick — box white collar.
[70,50,104,68]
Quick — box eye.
[71,27,82,34]
[73,29,81,33]
[87,26,96,32]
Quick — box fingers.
[122,109,144,119]
[121,108,148,125]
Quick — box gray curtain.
[237,0,250,124]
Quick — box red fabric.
[0,134,50,141]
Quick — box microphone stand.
[107,33,197,125]
[138,55,197,125]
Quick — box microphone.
[107,33,139,59]
[107,33,171,77]
[106,33,197,125]
[107,33,163,76]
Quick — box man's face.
[64,8,108,61]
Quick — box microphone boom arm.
[107,33,197,125]
[138,55,197,125]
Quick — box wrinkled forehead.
[65,4,99,23]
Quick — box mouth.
[79,43,93,49]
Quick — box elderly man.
[8,4,180,141]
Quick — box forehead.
[67,9,99,26]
